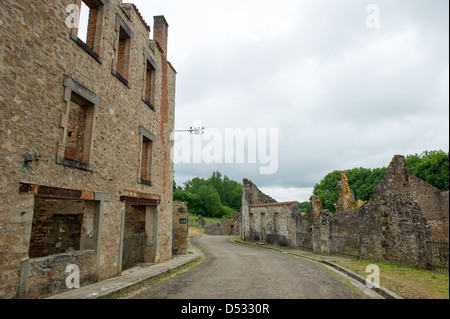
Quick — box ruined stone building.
[0,0,176,299]
[241,155,449,269]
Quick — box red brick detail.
[19,183,95,201]
[86,7,98,50]
[249,201,299,208]
[81,191,95,201]
[159,56,169,197]
[122,190,161,201]
[63,100,95,165]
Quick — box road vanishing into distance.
[127,236,363,299]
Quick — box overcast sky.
[130,0,449,202]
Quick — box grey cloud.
[133,0,449,199]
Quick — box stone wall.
[26,250,96,299]
[248,202,300,248]
[313,155,434,267]
[241,179,277,241]
[242,179,278,206]
[221,213,240,236]
[409,176,449,241]
[172,202,188,255]
[204,222,222,235]
[241,155,445,269]
[0,0,176,299]
[201,213,241,236]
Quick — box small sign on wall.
[179,218,187,224]
[322,219,327,226]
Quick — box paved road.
[130,236,362,299]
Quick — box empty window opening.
[77,1,90,44]
[274,212,279,233]
[144,61,156,105]
[28,198,95,259]
[116,27,131,80]
[64,94,94,165]
[140,136,153,183]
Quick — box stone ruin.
[202,213,241,236]
[241,155,449,269]
[335,171,364,213]
[197,215,207,227]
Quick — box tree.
[298,201,310,213]
[313,170,340,213]
[406,150,449,190]
[173,171,243,218]
[195,185,223,218]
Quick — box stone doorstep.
[45,245,203,299]
[233,239,403,300]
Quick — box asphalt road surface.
[129,236,362,299]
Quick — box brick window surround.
[112,13,134,88]
[70,0,109,64]
[57,75,101,172]
[139,126,156,186]
[143,49,158,111]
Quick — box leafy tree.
[406,150,449,190]
[298,201,310,213]
[173,171,243,218]
[194,185,223,218]
[313,170,340,213]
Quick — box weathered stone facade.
[0,0,176,299]
[241,155,448,269]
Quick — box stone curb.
[46,242,205,299]
[233,239,403,300]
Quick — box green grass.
[333,258,449,299]
[235,238,449,299]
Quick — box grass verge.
[234,238,449,299]
[332,259,448,299]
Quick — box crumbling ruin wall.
[335,171,356,213]
[248,202,300,247]
[409,176,449,241]
[242,179,277,206]
[314,155,433,267]
[311,156,432,267]
[221,213,240,236]
[241,179,277,241]
[242,154,442,268]
[202,213,241,236]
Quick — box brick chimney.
[153,15,169,55]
